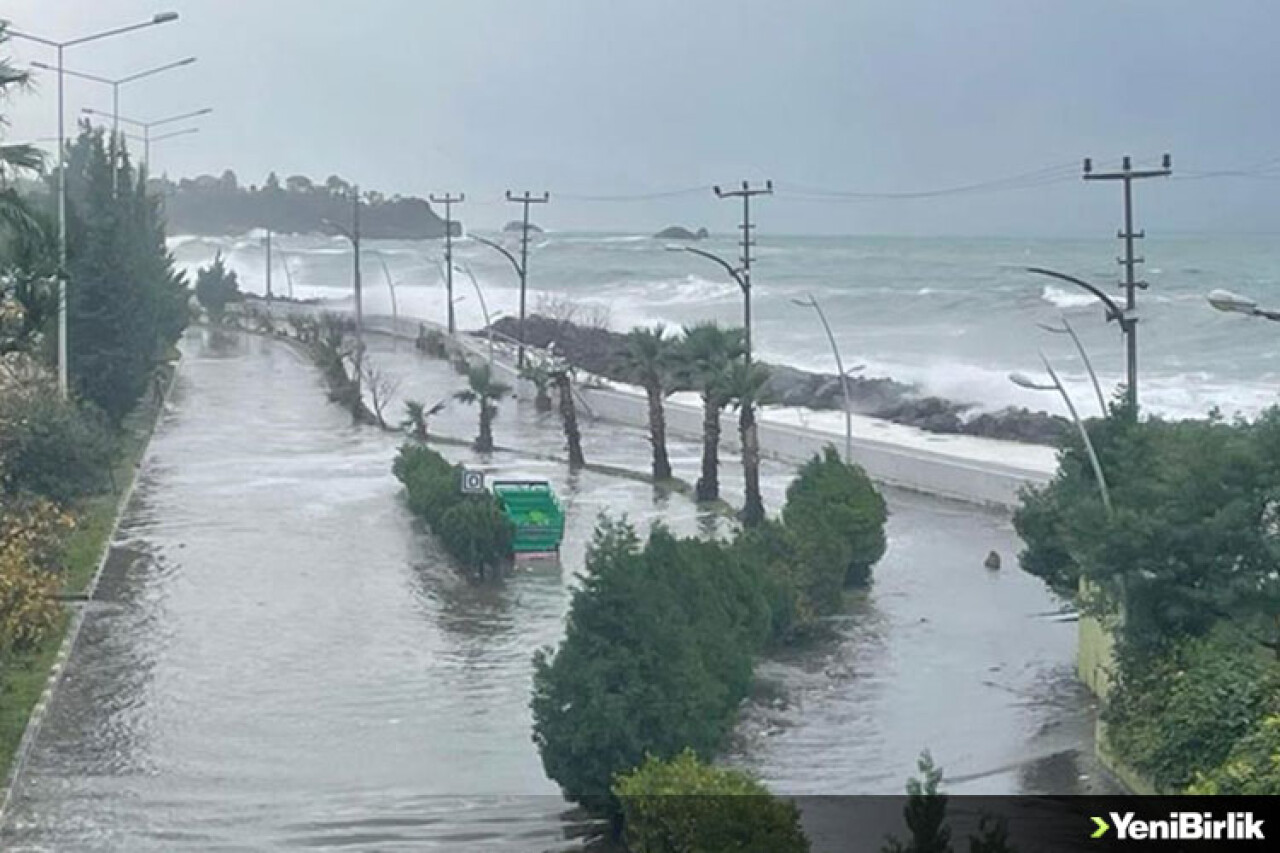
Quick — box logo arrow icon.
[1091,816,1111,839]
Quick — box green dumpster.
[492,480,565,554]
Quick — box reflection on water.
[2,328,1109,852]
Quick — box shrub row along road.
[1,329,1110,852]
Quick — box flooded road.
[2,329,1108,851]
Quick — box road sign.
[461,468,486,494]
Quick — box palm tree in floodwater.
[678,322,745,502]
[615,324,679,482]
[549,362,585,470]
[726,360,772,527]
[455,363,510,452]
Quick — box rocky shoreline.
[481,315,1069,446]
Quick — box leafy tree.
[679,322,744,502]
[63,126,189,424]
[614,750,810,853]
[727,360,771,527]
[1104,626,1275,791]
[883,752,951,853]
[615,325,678,481]
[454,363,510,452]
[1189,712,1280,795]
[531,518,770,815]
[784,447,887,590]
[194,251,242,321]
[0,500,65,656]
[0,382,114,504]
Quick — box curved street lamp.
[10,10,182,398]
[1026,266,1138,410]
[667,244,752,364]
[376,256,400,343]
[470,233,529,367]
[1010,352,1112,516]
[1207,289,1280,322]
[1036,315,1107,417]
[791,293,864,462]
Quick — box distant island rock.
[504,220,544,234]
[654,225,709,240]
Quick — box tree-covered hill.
[152,171,458,239]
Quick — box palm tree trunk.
[477,402,495,452]
[556,374,585,469]
[696,392,720,501]
[739,400,764,526]
[646,384,672,481]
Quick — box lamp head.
[1009,372,1053,391]
[153,12,179,24]
[1207,289,1258,315]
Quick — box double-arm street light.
[1026,266,1137,409]
[82,106,211,168]
[1207,289,1280,323]
[33,56,195,188]
[791,293,864,462]
[470,234,530,367]
[9,11,181,398]
[667,244,753,364]
[1036,316,1107,417]
[1010,353,1113,516]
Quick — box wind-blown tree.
[0,25,42,239]
[679,322,745,502]
[194,251,242,321]
[63,126,188,423]
[518,357,554,412]
[727,360,771,527]
[454,362,509,452]
[615,324,677,482]
[550,363,585,470]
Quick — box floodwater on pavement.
[0,328,1111,852]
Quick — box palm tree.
[454,363,510,452]
[727,360,772,527]
[616,324,677,481]
[550,363,585,469]
[0,27,43,241]
[518,357,554,412]
[679,322,745,502]
[402,398,446,441]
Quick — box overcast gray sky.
[3,1,1279,235]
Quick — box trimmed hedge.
[393,443,513,574]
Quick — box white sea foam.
[1040,285,1097,309]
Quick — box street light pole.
[1010,353,1113,516]
[1026,266,1135,413]
[11,12,181,398]
[666,243,751,358]
[1037,316,1108,417]
[792,293,862,462]
[33,56,196,192]
[83,106,211,172]
[471,233,525,365]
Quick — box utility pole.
[429,192,465,335]
[1083,154,1171,410]
[352,187,364,394]
[506,190,549,368]
[713,180,772,365]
